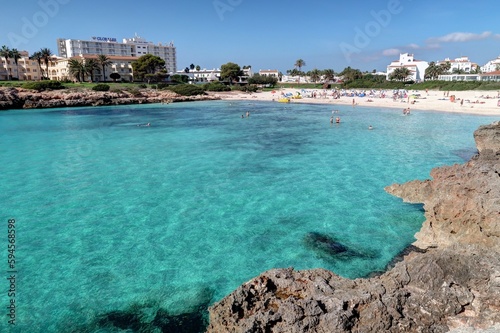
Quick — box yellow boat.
[278,98,290,103]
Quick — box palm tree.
[97,54,112,82]
[195,65,201,71]
[67,58,85,82]
[439,61,451,74]
[323,69,335,83]
[309,68,321,83]
[0,45,12,80]
[389,67,412,81]
[189,63,195,81]
[39,48,52,80]
[424,61,438,80]
[10,49,21,80]
[294,59,306,83]
[470,66,482,74]
[84,58,99,82]
[452,68,465,75]
[30,51,44,80]
[340,66,362,82]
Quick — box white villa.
[258,69,279,78]
[481,55,500,73]
[386,53,429,82]
[437,56,478,73]
[176,67,253,83]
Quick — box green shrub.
[138,83,147,89]
[124,87,143,97]
[92,84,110,91]
[203,81,230,92]
[168,84,205,96]
[231,84,258,92]
[150,85,157,89]
[157,83,169,90]
[22,80,65,91]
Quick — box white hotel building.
[57,35,176,73]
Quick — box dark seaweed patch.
[65,287,214,333]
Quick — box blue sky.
[1,0,499,73]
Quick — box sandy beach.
[216,89,500,116]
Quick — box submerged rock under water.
[303,231,377,262]
[303,231,348,257]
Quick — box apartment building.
[0,51,49,81]
[0,52,139,82]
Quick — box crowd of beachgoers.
[218,88,500,115]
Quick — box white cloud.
[407,43,420,49]
[382,48,400,56]
[426,43,441,49]
[428,31,492,43]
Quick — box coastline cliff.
[206,122,500,332]
[0,87,219,110]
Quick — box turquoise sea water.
[0,101,497,332]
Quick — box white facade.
[437,56,478,73]
[386,53,428,82]
[481,56,500,73]
[259,69,279,78]
[438,71,500,82]
[176,67,253,83]
[57,35,176,73]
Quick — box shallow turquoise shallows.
[0,101,496,331]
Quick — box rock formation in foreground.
[0,87,220,110]
[207,122,500,333]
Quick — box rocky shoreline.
[207,122,500,332]
[0,87,220,110]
